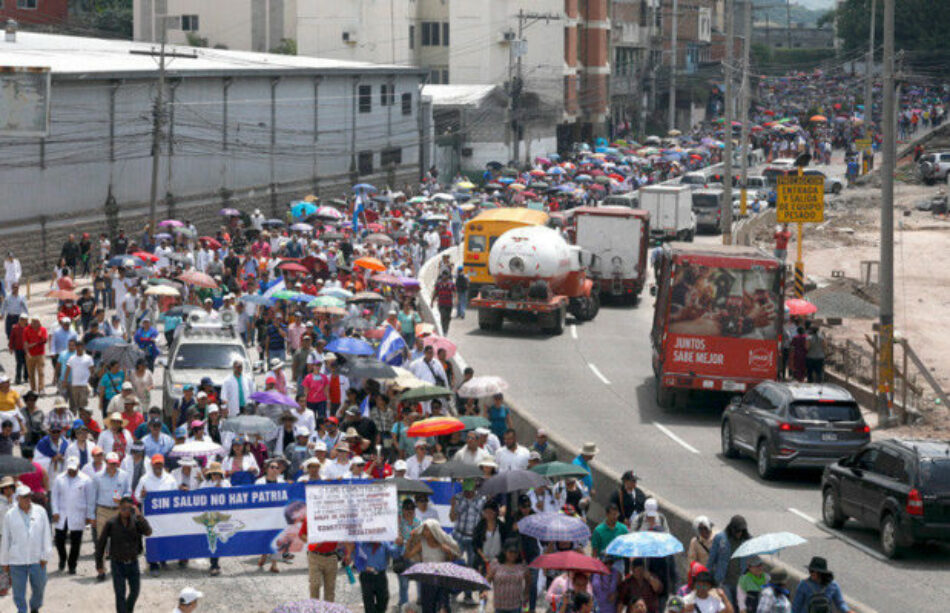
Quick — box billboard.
[0,66,51,137]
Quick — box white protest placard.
[305,481,398,542]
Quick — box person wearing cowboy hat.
[98,412,135,462]
[0,484,52,613]
[266,357,288,395]
[572,441,598,494]
[791,557,850,613]
[172,457,202,491]
[321,443,353,480]
[342,427,370,455]
[297,456,324,482]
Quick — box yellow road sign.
[777,175,825,223]
[855,138,872,153]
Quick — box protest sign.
[305,481,398,542]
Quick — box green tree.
[270,38,297,56]
[835,0,950,57]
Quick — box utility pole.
[148,15,169,238]
[507,10,560,163]
[864,0,876,138]
[877,0,895,421]
[738,0,752,219]
[722,0,735,245]
[786,0,792,49]
[668,0,678,133]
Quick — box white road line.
[653,423,700,454]
[787,508,889,562]
[570,324,578,339]
[787,507,817,524]
[587,363,611,385]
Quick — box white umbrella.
[382,367,430,389]
[731,532,807,558]
[144,285,181,297]
[457,376,510,398]
[168,440,225,459]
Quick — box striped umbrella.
[402,562,490,592]
[518,512,591,542]
[407,417,465,438]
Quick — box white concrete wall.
[297,0,415,64]
[464,135,556,172]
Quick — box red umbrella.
[177,270,217,289]
[529,551,610,575]
[366,222,385,232]
[355,257,386,272]
[278,261,309,274]
[522,190,539,199]
[785,298,818,316]
[132,251,159,263]
[763,110,776,116]
[407,417,465,438]
[199,236,221,249]
[301,255,328,271]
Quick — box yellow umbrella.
[304,194,319,202]
[455,181,476,190]
[508,183,527,191]
[144,285,180,297]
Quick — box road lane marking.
[570,324,577,339]
[653,423,700,454]
[787,507,817,523]
[787,507,889,562]
[587,363,610,385]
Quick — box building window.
[381,147,402,167]
[358,85,372,113]
[422,22,440,46]
[409,25,415,49]
[380,84,395,106]
[441,69,449,84]
[428,69,440,84]
[401,93,412,116]
[442,22,449,46]
[181,15,200,31]
[17,0,37,8]
[358,151,374,176]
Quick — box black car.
[721,382,870,480]
[821,438,950,558]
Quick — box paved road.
[444,162,950,611]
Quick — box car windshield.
[919,459,950,492]
[692,194,721,208]
[789,402,860,422]
[173,344,246,370]
[682,175,705,185]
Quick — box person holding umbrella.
[405,519,461,613]
[706,516,752,609]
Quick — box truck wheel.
[832,183,842,195]
[685,230,694,242]
[550,307,565,335]
[655,375,673,409]
[588,294,600,319]
[478,309,501,331]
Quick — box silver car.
[721,382,870,480]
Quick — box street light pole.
[864,0,876,139]
[148,15,168,238]
[722,0,735,245]
[668,0,678,133]
[738,0,752,219]
[878,0,895,421]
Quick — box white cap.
[313,441,328,452]
[207,404,220,414]
[179,586,204,605]
[61,317,72,324]
[0,375,8,385]
[122,381,134,391]
[66,456,80,470]
[414,439,428,448]
[106,452,120,464]
[393,459,408,471]
[644,497,659,518]
[294,425,311,438]
[351,456,366,466]
[474,427,490,436]
[197,391,209,400]
[16,484,31,497]
[178,457,198,467]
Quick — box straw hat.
[107,412,129,427]
[204,461,224,478]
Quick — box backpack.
[806,591,832,613]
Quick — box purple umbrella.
[155,233,173,241]
[158,219,183,228]
[398,276,420,288]
[220,207,241,216]
[250,390,298,407]
[271,600,352,613]
[517,512,591,543]
[402,562,491,592]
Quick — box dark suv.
[721,382,870,480]
[821,438,950,558]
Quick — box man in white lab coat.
[219,360,255,417]
[1,484,53,613]
[51,455,95,574]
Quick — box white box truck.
[570,206,650,303]
[638,185,695,242]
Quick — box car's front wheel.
[822,487,846,529]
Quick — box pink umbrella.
[423,336,457,358]
[158,219,184,228]
[785,298,817,317]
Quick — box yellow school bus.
[462,208,550,288]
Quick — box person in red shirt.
[439,225,453,249]
[58,300,80,326]
[8,314,29,384]
[299,516,351,601]
[773,223,791,262]
[121,397,145,434]
[77,406,102,437]
[363,449,393,479]
[23,317,48,393]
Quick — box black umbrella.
[339,356,397,380]
[0,455,37,476]
[165,305,202,319]
[101,343,146,371]
[420,460,481,479]
[322,232,345,240]
[393,477,434,496]
[478,469,547,496]
[486,161,504,170]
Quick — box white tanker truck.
[470,225,600,334]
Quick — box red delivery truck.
[651,243,784,408]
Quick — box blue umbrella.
[291,202,318,218]
[517,512,591,543]
[325,337,374,356]
[86,336,126,353]
[241,294,274,306]
[605,531,683,558]
[107,256,137,268]
[352,183,377,193]
[575,174,593,183]
[731,532,807,558]
[498,177,515,185]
